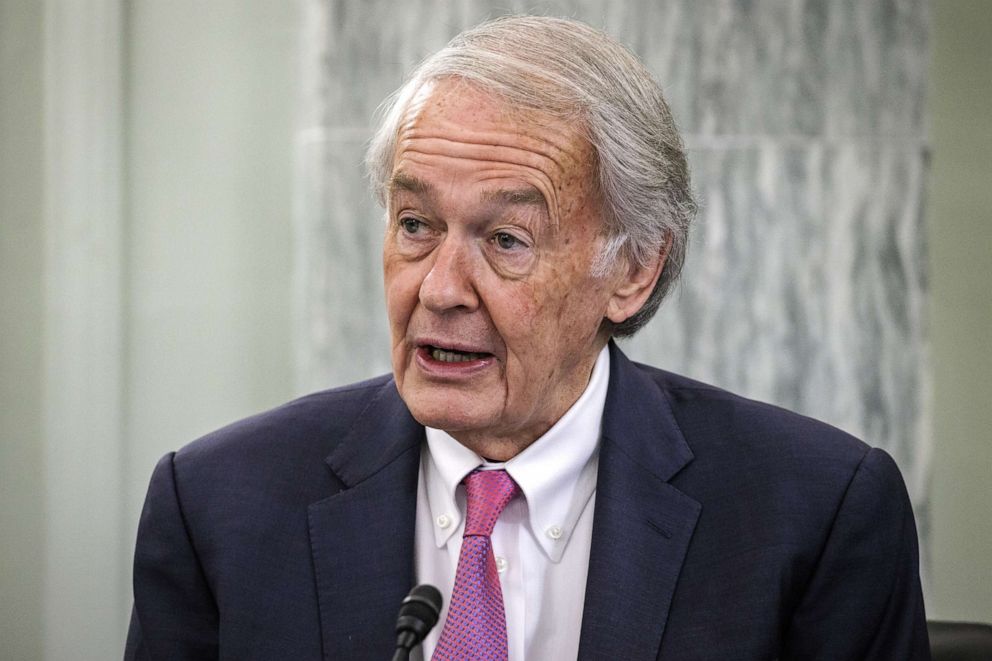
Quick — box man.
[126,15,930,661]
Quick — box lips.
[429,347,489,362]
[420,340,492,362]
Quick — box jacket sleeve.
[124,452,219,660]
[781,447,931,660]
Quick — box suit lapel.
[578,344,702,660]
[307,379,423,660]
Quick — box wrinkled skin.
[383,79,663,460]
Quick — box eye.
[400,217,423,234]
[483,228,537,276]
[493,231,523,250]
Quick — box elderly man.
[126,15,929,661]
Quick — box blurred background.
[1,0,989,658]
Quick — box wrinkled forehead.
[390,78,601,226]
[394,77,599,185]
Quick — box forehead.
[392,79,598,194]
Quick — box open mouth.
[424,345,491,363]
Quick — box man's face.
[383,80,649,459]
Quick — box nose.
[419,237,479,313]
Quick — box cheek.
[547,265,611,345]
[488,285,540,351]
[383,261,419,330]
[500,284,566,359]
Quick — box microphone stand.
[391,630,420,661]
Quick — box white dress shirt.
[413,346,610,661]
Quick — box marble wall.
[294,0,930,533]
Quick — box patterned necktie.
[433,469,519,661]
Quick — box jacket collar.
[308,379,423,660]
[577,342,700,660]
[601,341,694,482]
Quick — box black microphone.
[392,584,443,661]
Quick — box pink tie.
[433,469,519,661]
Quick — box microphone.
[392,584,443,661]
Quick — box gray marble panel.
[626,143,930,500]
[293,134,391,392]
[693,1,829,135]
[320,0,696,128]
[691,0,928,137]
[821,0,929,137]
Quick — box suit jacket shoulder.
[600,349,928,660]
[127,373,424,661]
[633,357,870,467]
[174,374,394,472]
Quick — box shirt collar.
[423,346,609,562]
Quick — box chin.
[402,390,498,437]
[408,405,493,437]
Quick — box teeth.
[430,348,486,363]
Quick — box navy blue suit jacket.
[126,343,929,659]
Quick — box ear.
[605,239,669,325]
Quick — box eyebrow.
[389,173,436,198]
[480,187,547,208]
[389,172,547,211]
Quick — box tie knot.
[462,469,518,536]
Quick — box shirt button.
[436,514,451,529]
[495,556,508,573]
[546,525,563,540]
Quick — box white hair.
[366,15,696,336]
